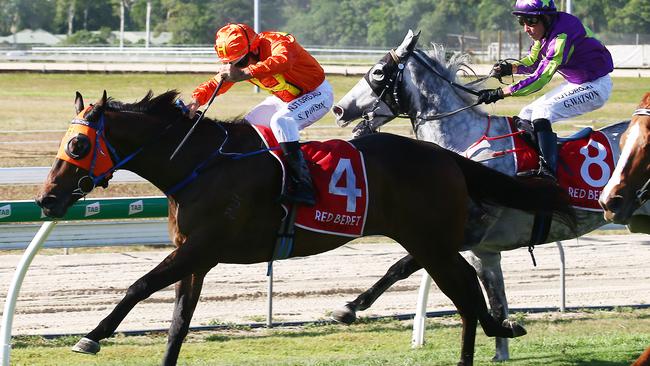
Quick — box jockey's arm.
[508,35,567,97]
[188,75,235,117]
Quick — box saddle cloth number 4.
[329,158,362,212]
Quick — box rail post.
[0,221,57,366]
[557,241,566,312]
[411,272,432,348]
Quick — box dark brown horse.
[36,90,575,366]
[600,92,650,225]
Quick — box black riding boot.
[526,119,558,248]
[533,118,558,181]
[280,141,316,206]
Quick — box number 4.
[329,158,362,212]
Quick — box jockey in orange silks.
[189,23,333,206]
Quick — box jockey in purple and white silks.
[477,0,614,180]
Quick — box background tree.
[0,0,19,36]
[284,0,372,46]
[607,0,650,34]
[53,0,120,35]
[366,0,435,47]
[164,0,253,45]
[417,0,477,45]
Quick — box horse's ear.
[74,91,84,114]
[410,30,421,50]
[396,29,421,58]
[92,90,108,110]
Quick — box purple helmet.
[512,0,557,16]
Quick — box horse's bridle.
[65,109,149,198]
[361,48,483,129]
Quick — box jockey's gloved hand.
[477,88,504,105]
[175,99,190,115]
[491,60,513,79]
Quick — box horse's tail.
[449,151,577,231]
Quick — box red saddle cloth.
[509,118,616,211]
[252,125,369,236]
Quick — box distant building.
[0,29,63,46]
[0,29,172,47]
[110,31,172,46]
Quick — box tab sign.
[0,204,11,219]
[85,202,101,217]
[129,200,144,215]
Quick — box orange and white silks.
[192,32,325,104]
[55,107,114,176]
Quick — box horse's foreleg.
[463,252,526,343]
[466,250,510,361]
[410,249,480,366]
[163,271,208,366]
[72,244,212,355]
[331,254,421,324]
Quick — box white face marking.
[601,123,641,201]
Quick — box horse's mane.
[420,44,481,107]
[639,92,650,108]
[106,90,182,119]
[104,90,245,125]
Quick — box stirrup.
[517,166,556,182]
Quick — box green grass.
[0,72,646,133]
[8,309,650,365]
[0,73,359,132]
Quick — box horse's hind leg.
[163,271,208,366]
[466,250,511,361]
[72,243,214,355]
[331,254,421,324]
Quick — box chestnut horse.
[36,90,575,366]
[632,346,650,366]
[600,92,650,225]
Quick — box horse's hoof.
[491,353,509,362]
[502,319,527,338]
[330,304,357,325]
[492,338,510,362]
[71,337,100,354]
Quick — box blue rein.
[164,121,280,195]
[87,113,144,188]
[85,106,279,197]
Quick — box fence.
[0,196,168,365]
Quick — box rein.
[66,105,276,198]
[164,122,279,196]
[634,108,650,116]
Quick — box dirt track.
[0,234,649,336]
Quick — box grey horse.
[331,30,650,361]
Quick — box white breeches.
[244,80,334,143]
[518,74,612,123]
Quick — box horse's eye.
[370,64,385,82]
[65,133,91,160]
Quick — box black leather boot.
[280,141,316,206]
[533,118,558,181]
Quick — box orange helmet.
[214,23,257,63]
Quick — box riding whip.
[169,78,224,160]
